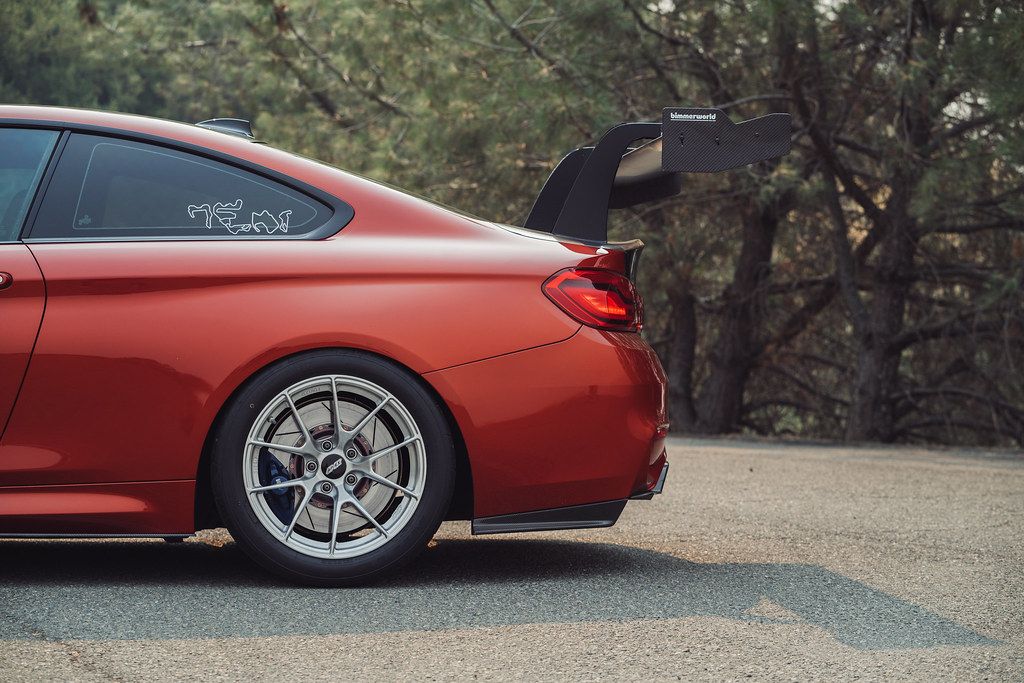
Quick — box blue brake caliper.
[258,447,295,525]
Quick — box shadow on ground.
[0,538,996,650]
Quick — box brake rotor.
[272,401,403,539]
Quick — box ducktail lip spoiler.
[523,107,792,243]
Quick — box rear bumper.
[630,459,669,500]
[425,325,668,519]
[472,460,668,534]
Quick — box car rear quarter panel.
[0,216,598,489]
[424,326,668,518]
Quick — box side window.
[32,134,333,239]
[0,128,59,242]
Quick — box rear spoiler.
[523,107,791,242]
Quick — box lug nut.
[345,448,358,460]
[306,461,317,472]
[345,474,358,485]
[320,482,333,493]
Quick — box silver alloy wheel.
[243,374,426,559]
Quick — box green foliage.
[0,0,169,110]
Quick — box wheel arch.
[194,346,474,531]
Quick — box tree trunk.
[845,214,916,441]
[843,0,943,441]
[666,286,698,431]
[693,199,780,433]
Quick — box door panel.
[0,244,45,437]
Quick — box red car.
[0,105,786,584]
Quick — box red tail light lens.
[543,268,643,332]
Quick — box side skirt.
[471,499,627,535]
[0,533,191,539]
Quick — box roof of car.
[0,105,314,171]
[2,105,248,144]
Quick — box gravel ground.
[0,437,1021,681]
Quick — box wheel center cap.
[321,454,346,479]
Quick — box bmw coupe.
[0,105,787,584]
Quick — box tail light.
[543,268,643,332]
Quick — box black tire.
[210,349,455,586]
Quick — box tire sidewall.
[211,350,455,586]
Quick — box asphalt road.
[1,437,1021,681]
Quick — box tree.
[787,0,1024,441]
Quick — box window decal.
[187,200,293,234]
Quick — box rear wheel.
[211,350,455,585]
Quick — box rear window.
[31,134,333,239]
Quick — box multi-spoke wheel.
[212,350,455,585]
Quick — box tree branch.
[481,0,582,89]
[622,0,733,103]
[922,217,1024,236]
[248,18,358,129]
[892,417,1021,443]
[924,113,996,154]
[891,316,1008,351]
[714,94,793,110]
[893,387,1024,425]
[834,135,882,160]
[263,0,408,117]
[824,169,870,335]
[760,365,850,406]
[793,83,889,229]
